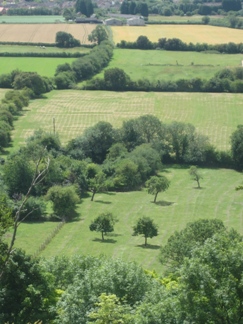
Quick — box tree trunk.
[91,191,96,201]
[145,236,147,246]
[101,231,104,241]
[154,192,158,203]
[197,179,200,188]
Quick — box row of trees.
[117,35,243,53]
[86,66,243,94]
[1,219,243,323]
[120,1,149,17]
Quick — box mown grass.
[0,15,65,23]
[0,57,76,77]
[10,90,243,151]
[14,167,243,273]
[100,48,243,81]
[111,24,243,44]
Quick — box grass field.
[13,166,243,273]
[0,57,76,77]
[10,90,243,151]
[101,48,243,81]
[0,45,90,54]
[0,24,95,44]
[0,15,65,23]
[111,25,243,44]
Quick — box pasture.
[0,15,65,23]
[11,90,243,151]
[14,166,243,273]
[111,24,243,44]
[0,23,95,44]
[0,45,89,54]
[0,57,76,77]
[102,48,243,81]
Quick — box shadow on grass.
[94,200,112,204]
[103,192,116,196]
[92,238,117,244]
[136,244,160,250]
[154,200,174,206]
[106,233,122,237]
[193,186,204,190]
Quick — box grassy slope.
[10,90,243,151]
[0,45,89,54]
[99,48,243,81]
[14,167,243,273]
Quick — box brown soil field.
[0,24,95,44]
[111,25,243,44]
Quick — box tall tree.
[88,25,108,45]
[189,165,202,188]
[133,216,158,246]
[231,125,243,170]
[146,175,170,203]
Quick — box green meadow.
[0,45,89,54]
[13,166,243,273]
[0,57,76,77]
[100,48,243,81]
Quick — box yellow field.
[0,24,96,44]
[111,25,243,44]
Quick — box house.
[75,17,103,24]
[104,18,123,26]
[127,17,145,26]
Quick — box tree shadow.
[106,233,122,237]
[94,200,112,204]
[154,200,174,206]
[193,186,204,190]
[136,244,160,250]
[92,238,117,244]
[103,192,116,196]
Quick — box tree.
[133,216,158,246]
[89,212,116,241]
[88,25,108,45]
[159,218,226,271]
[202,15,210,24]
[189,165,202,188]
[56,31,80,48]
[136,36,153,49]
[231,125,243,170]
[86,163,107,201]
[104,68,131,91]
[75,0,94,16]
[13,72,50,96]
[146,175,170,203]
[46,185,79,221]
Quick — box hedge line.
[0,52,87,58]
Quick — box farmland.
[111,24,243,44]
[11,90,243,151]
[14,166,243,273]
[0,23,95,43]
[100,48,243,81]
[0,15,65,23]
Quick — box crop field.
[111,25,243,44]
[0,57,76,77]
[14,166,243,273]
[0,24,95,44]
[11,90,243,151]
[0,15,65,23]
[101,48,243,81]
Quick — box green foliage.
[55,31,80,48]
[75,0,94,16]
[133,216,158,246]
[159,218,226,271]
[0,249,56,324]
[3,154,34,197]
[104,68,131,91]
[231,124,243,170]
[86,164,107,201]
[46,185,79,221]
[19,196,46,222]
[88,25,108,45]
[89,212,116,240]
[146,175,170,203]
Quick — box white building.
[105,18,123,25]
[127,17,145,26]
